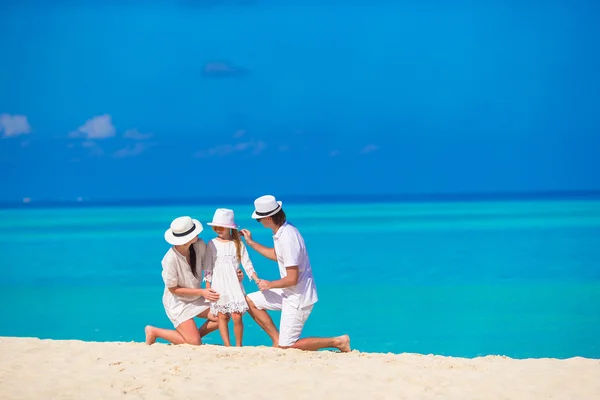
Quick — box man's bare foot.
[145,325,157,345]
[335,335,351,353]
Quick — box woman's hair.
[231,229,243,263]
[189,243,198,277]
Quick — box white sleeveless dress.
[203,239,255,315]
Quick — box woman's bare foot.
[145,325,157,345]
[335,335,351,353]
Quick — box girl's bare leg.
[217,312,231,346]
[145,319,201,345]
[232,312,243,346]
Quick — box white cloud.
[124,129,152,140]
[113,142,147,158]
[70,114,115,139]
[81,140,104,157]
[252,140,267,155]
[361,144,379,154]
[0,114,31,138]
[194,140,267,158]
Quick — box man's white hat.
[207,208,239,229]
[164,216,203,245]
[251,195,283,219]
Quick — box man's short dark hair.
[258,208,287,226]
[270,208,287,226]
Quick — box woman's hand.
[201,288,220,302]
[239,229,253,244]
[237,269,244,282]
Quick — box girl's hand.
[237,269,244,282]
[201,288,220,302]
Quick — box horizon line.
[2,189,600,210]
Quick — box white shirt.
[161,240,207,302]
[273,222,318,308]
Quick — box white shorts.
[247,289,314,347]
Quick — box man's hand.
[258,279,271,291]
[201,288,220,302]
[237,269,244,282]
[239,229,253,244]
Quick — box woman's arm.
[168,286,220,301]
[162,250,219,301]
[240,229,277,261]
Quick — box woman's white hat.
[251,195,283,219]
[164,216,203,245]
[207,208,239,229]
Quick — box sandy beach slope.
[1,337,599,400]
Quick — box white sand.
[1,337,599,400]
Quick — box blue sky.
[1,0,599,202]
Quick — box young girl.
[203,208,259,347]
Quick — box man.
[240,195,351,352]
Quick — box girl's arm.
[204,271,212,289]
[240,243,259,282]
[203,242,214,289]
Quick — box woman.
[145,216,242,345]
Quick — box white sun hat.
[164,216,203,245]
[207,208,239,229]
[251,195,283,219]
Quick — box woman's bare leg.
[145,319,202,345]
[217,312,231,346]
[232,312,243,346]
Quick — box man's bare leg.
[246,296,279,346]
[290,335,351,352]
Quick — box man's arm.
[259,267,298,290]
[240,229,277,261]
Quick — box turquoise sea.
[1,198,599,358]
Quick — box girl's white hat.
[164,216,203,245]
[251,195,283,219]
[207,208,239,229]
